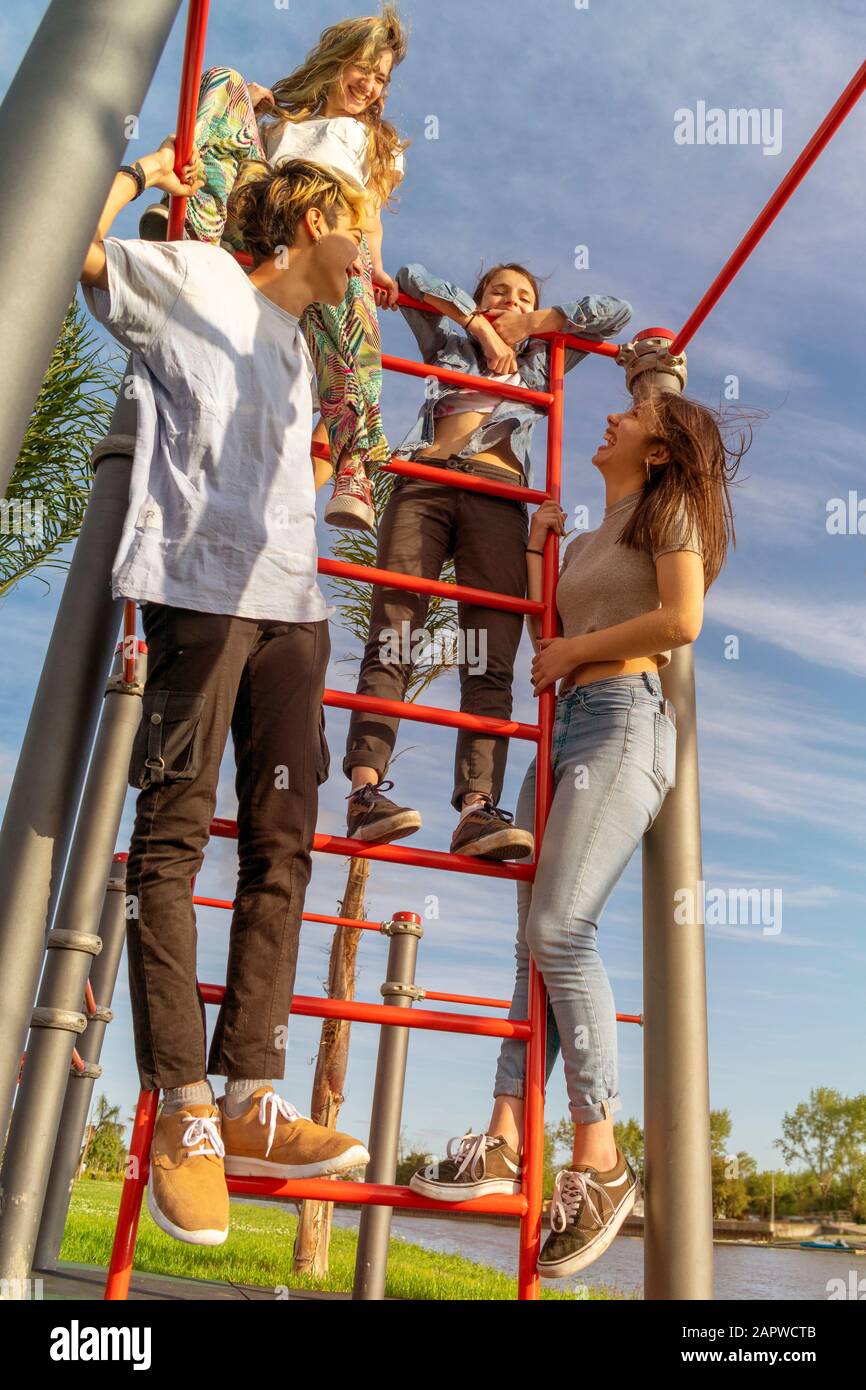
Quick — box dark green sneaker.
[538,1150,639,1278]
[450,798,534,861]
[409,1132,522,1201]
[346,779,422,845]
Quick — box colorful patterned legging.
[184,66,389,474]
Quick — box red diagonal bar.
[381,457,549,504]
[323,687,541,742]
[312,440,550,502]
[671,57,866,354]
[191,897,385,931]
[318,555,544,616]
[197,984,531,1039]
[423,989,512,1009]
[381,352,554,407]
[209,816,535,880]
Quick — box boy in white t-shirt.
[80,139,370,1246]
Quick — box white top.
[436,369,523,417]
[262,113,404,193]
[83,238,332,623]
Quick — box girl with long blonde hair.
[141,7,409,532]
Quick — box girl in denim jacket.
[343,260,631,860]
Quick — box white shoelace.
[257,1091,307,1157]
[444,1131,499,1181]
[181,1114,225,1160]
[550,1168,617,1233]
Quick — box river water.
[329,1208,862,1300]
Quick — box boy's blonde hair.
[258,5,409,212]
[231,158,366,267]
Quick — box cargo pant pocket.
[129,690,206,790]
[316,708,331,786]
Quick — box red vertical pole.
[166,0,211,241]
[518,337,564,1299]
[122,601,138,685]
[104,1089,159,1300]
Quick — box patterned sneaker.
[409,1132,522,1201]
[146,1103,229,1246]
[450,799,534,861]
[347,779,422,844]
[323,461,375,531]
[219,1086,370,1179]
[538,1150,639,1279]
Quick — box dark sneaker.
[138,197,169,241]
[538,1150,639,1279]
[450,799,534,861]
[409,1132,522,1201]
[347,779,422,844]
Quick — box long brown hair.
[617,392,753,592]
[260,6,409,212]
[473,262,543,309]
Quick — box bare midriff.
[559,655,661,692]
[416,410,524,474]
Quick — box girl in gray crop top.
[410,390,748,1277]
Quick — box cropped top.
[556,489,704,676]
[261,114,405,194]
[435,368,522,417]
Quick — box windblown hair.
[231,159,366,267]
[258,5,409,213]
[473,262,543,310]
[616,392,753,592]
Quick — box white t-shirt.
[262,114,404,193]
[83,238,332,623]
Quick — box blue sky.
[1,0,865,1170]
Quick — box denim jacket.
[393,263,632,486]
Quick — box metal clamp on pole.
[29,1008,87,1035]
[617,328,688,398]
[35,856,132,1272]
[353,910,423,1300]
[379,916,424,938]
[45,931,103,957]
[380,981,425,1002]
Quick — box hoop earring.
[645,458,651,482]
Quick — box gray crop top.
[556,489,703,673]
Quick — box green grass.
[61,1179,624,1300]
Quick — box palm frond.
[1,301,121,598]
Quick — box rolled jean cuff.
[452,776,495,812]
[493,1081,525,1102]
[342,749,390,781]
[570,1092,623,1125]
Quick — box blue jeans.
[493,671,677,1124]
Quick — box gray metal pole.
[0,386,136,1159]
[34,855,130,1272]
[352,911,423,1301]
[0,630,145,1287]
[643,647,713,1299]
[622,337,714,1299]
[0,0,181,498]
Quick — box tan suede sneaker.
[146,1103,229,1246]
[219,1086,370,1179]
